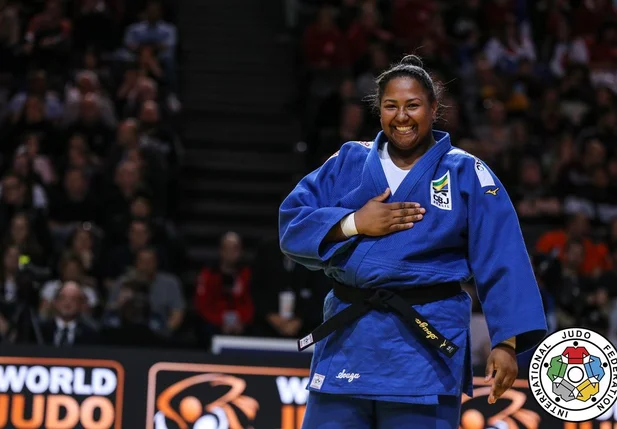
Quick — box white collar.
[55,318,77,331]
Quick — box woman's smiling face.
[379,77,436,153]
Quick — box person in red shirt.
[194,232,254,344]
[302,5,348,70]
[24,0,72,72]
[346,3,393,66]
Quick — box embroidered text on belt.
[297,281,461,357]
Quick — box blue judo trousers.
[302,393,461,428]
[279,130,548,428]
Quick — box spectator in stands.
[65,93,115,157]
[0,0,20,73]
[582,284,611,336]
[511,157,561,225]
[557,138,612,223]
[4,96,58,155]
[316,100,376,166]
[105,218,168,281]
[549,19,589,79]
[106,119,141,166]
[104,120,168,201]
[137,45,164,83]
[390,0,435,52]
[100,276,166,346]
[63,70,117,128]
[474,99,512,161]
[65,225,103,281]
[10,150,50,210]
[250,237,330,339]
[23,0,72,74]
[39,281,99,346]
[0,245,19,342]
[355,44,389,100]
[71,0,116,54]
[39,251,98,319]
[0,245,19,303]
[484,15,537,73]
[536,212,611,278]
[302,4,348,70]
[123,75,181,119]
[4,70,63,122]
[62,133,101,180]
[2,212,45,265]
[0,173,48,238]
[48,167,101,243]
[139,100,179,169]
[346,2,393,66]
[588,21,617,70]
[537,239,596,331]
[194,232,254,345]
[121,0,178,91]
[107,247,185,335]
[104,159,146,223]
[20,133,56,186]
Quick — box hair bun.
[400,55,423,68]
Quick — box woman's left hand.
[485,345,518,404]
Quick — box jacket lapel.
[391,130,452,202]
[366,130,452,203]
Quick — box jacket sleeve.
[279,148,360,270]
[465,158,547,354]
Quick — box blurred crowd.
[3,0,617,360]
[0,0,335,352]
[0,0,192,349]
[288,0,617,362]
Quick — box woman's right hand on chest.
[354,188,426,237]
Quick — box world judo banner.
[0,356,124,429]
[146,362,310,429]
[0,344,616,428]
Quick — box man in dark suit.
[40,281,99,346]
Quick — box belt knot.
[366,289,394,311]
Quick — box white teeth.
[395,126,413,132]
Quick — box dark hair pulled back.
[368,54,443,114]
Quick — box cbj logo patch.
[430,171,452,211]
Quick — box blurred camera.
[15,255,51,306]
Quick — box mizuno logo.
[485,188,499,196]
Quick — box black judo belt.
[297,281,462,358]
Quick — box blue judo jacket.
[279,130,547,404]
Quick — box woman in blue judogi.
[279,55,547,428]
